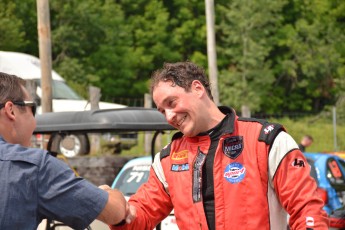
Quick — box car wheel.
[49,134,90,158]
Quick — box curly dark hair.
[0,72,26,103]
[150,61,213,101]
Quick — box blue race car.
[111,156,152,197]
[304,152,345,214]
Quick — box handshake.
[98,185,136,226]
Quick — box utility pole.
[205,0,219,105]
[89,86,101,154]
[37,0,53,113]
[333,106,338,151]
[144,94,153,155]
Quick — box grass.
[270,115,345,153]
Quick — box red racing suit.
[111,107,329,230]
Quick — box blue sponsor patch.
[224,162,246,184]
[171,163,189,172]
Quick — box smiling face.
[153,80,207,137]
[151,62,225,137]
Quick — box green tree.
[163,0,207,65]
[50,0,134,99]
[217,0,286,113]
[117,0,181,97]
[0,1,32,52]
[2,0,344,113]
[271,0,345,113]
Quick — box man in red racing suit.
[111,62,329,230]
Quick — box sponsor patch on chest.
[171,163,189,172]
[224,162,246,184]
[171,150,188,161]
[222,136,243,159]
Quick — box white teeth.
[177,115,187,126]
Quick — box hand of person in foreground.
[97,185,136,225]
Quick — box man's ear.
[191,80,205,97]
[4,102,16,120]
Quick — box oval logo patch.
[224,162,246,184]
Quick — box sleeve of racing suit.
[269,131,329,229]
[109,154,173,230]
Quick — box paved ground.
[37,219,109,230]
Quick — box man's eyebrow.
[156,97,172,113]
[162,96,176,107]
[161,97,169,105]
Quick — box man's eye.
[168,100,175,107]
[158,109,165,115]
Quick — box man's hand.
[126,204,136,224]
[97,185,136,225]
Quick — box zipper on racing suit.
[192,147,207,203]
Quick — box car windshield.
[34,79,82,100]
[114,164,151,196]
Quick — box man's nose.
[165,110,175,123]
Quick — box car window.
[114,164,151,196]
[34,79,82,100]
[326,158,345,185]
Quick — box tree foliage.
[270,0,345,113]
[0,0,344,114]
[0,0,35,52]
[217,0,286,112]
